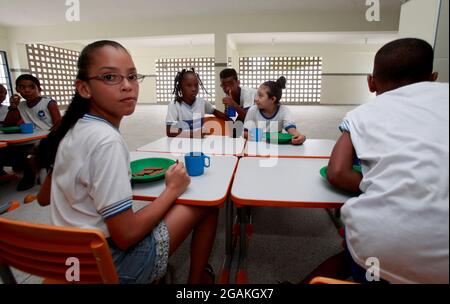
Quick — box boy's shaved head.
[373,38,434,84]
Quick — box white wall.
[4,9,400,105]
[238,43,379,104]
[399,0,441,46]
[434,0,449,82]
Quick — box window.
[239,56,322,104]
[0,51,13,105]
[26,44,79,107]
[155,58,215,104]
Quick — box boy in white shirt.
[304,38,449,284]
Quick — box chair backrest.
[203,116,228,136]
[0,217,118,284]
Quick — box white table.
[131,151,238,206]
[0,130,49,145]
[136,135,246,157]
[244,139,336,159]
[230,157,353,283]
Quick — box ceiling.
[0,0,402,27]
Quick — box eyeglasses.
[87,73,146,85]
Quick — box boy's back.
[341,81,449,283]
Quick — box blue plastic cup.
[185,152,211,176]
[249,128,263,142]
[226,106,236,117]
[19,123,34,134]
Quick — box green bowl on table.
[0,126,21,134]
[130,158,176,183]
[320,165,362,182]
[264,132,293,144]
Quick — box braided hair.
[172,68,209,103]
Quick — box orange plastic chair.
[309,276,357,284]
[203,116,228,136]
[0,217,118,284]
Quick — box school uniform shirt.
[238,86,257,109]
[17,97,55,131]
[0,104,8,125]
[50,114,133,238]
[339,82,449,284]
[243,104,297,133]
[165,97,215,131]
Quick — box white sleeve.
[88,140,133,219]
[281,107,297,131]
[242,87,257,109]
[243,106,257,131]
[165,102,179,126]
[204,100,215,115]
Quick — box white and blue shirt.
[165,97,215,131]
[243,104,297,133]
[17,97,55,131]
[340,82,449,283]
[50,114,133,237]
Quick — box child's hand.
[223,90,238,108]
[165,161,191,197]
[10,94,20,106]
[291,134,306,145]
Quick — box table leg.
[326,207,343,229]
[0,264,17,284]
[218,196,234,284]
[236,206,252,284]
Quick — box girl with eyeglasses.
[36,40,218,284]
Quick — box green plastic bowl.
[0,126,21,134]
[320,165,362,181]
[265,132,293,144]
[130,158,176,183]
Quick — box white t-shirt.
[17,97,55,131]
[165,97,215,131]
[0,104,8,124]
[50,114,133,237]
[239,86,257,109]
[340,82,449,284]
[243,105,297,133]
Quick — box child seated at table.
[3,74,61,130]
[1,75,61,190]
[303,38,448,284]
[36,40,218,284]
[166,68,230,138]
[243,76,306,145]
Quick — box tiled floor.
[0,104,356,284]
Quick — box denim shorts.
[107,221,170,284]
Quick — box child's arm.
[105,162,190,250]
[287,128,306,145]
[47,100,62,126]
[223,94,248,121]
[166,125,182,137]
[212,109,232,122]
[166,125,205,138]
[3,94,23,126]
[37,170,52,206]
[327,132,362,194]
